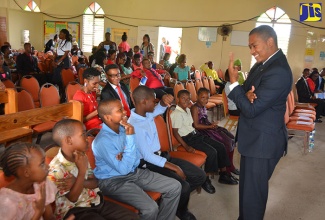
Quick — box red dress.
[73,90,102,130]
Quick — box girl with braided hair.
[0,142,57,220]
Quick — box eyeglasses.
[107,74,121,78]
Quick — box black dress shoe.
[218,172,238,185]
[202,177,215,194]
[231,174,239,181]
[314,119,322,123]
[231,168,240,175]
[176,210,197,220]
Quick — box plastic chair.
[207,76,222,98]
[39,83,60,107]
[17,87,35,111]
[185,80,197,102]
[71,55,79,66]
[44,58,54,74]
[37,53,45,62]
[45,144,61,165]
[85,128,101,170]
[154,115,206,193]
[78,67,86,84]
[155,115,207,167]
[163,75,170,87]
[194,70,201,80]
[286,92,314,122]
[61,68,76,88]
[289,90,315,110]
[285,102,315,154]
[66,81,82,102]
[201,77,210,90]
[16,87,57,144]
[38,62,45,73]
[288,90,315,116]
[129,77,140,93]
[195,78,203,93]
[20,75,40,107]
[173,81,185,102]
[222,90,239,131]
[0,78,15,88]
[217,69,224,79]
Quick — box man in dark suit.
[315,68,324,91]
[16,43,40,76]
[101,64,133,117]
[227,25,293,220]
[296,68,325,122]
[16,43,47,85]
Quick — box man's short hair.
[249,25,278,47]
[104,64,119,73]
[132,86,155,105]
[24,42,31,48]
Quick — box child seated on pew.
[0,142,58,220]
[92,99,181,220]
[171,90,238,185]
[48,119,139,220]
[191,88,239,176]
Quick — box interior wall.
[2,0,325,84]
[8,9,43,50]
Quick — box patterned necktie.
[116,85,131,117]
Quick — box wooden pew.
[0,88,18,114]
[0,100,83,144]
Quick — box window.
[251,7,291,67]
[24,1,40,12]
[82,2,104,53]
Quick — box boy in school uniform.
[92,99,182,220]
[48,119,139,220]
[129,86,207,220]
[171,90,238,186]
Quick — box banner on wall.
[320,51,325,61]
[44,21,80,46]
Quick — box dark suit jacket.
[315,76,324,91]
[296,77,312,103]
[16,53,39,76]
[101,82,134,109]
[228,49,293,159]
